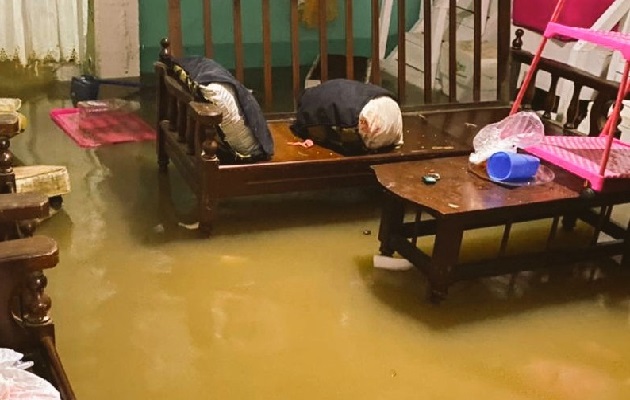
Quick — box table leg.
[428,218,464,302]
[378,192,405,257]
[622,216,630,268]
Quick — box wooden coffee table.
[373,156,630,302]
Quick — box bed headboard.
[163,0,513,111]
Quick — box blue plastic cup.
[486,151,540,182]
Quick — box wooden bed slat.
[166,0,516,108]
[290,0,300,106]
[203,0,212,58]
[345,0,354,81]
[424,0,433,103]
[448,0,457,102]
[167,0,183,58]
[398,0,406,102]
[473,0,482,102]
[233,0,244,83]
[318,0,328,82]
[262,0,273,109]
[370,0,380,85]
[497,0,512,102]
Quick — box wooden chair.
[0,123,75,399]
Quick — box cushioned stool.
[14,165,71,210]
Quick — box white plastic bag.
[469,111,544,164]
[0,348,60,400]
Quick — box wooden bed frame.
[157,0,623,234]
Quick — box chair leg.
[198,197,216,236]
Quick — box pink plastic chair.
[513,0,630,192]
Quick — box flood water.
[8,81,630,400]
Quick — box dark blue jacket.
[291,79,395,135]
[176,57,274,159]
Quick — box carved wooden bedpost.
[156,38,172,172]
[0,137,16,194]
[509,30,524,104]
[188,102,222,235]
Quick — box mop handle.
[510,0,569,115]
[598,60,630,176]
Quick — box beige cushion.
[14,165,71,198]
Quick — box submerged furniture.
[0,122,75,398]
[372,10,630,301]
[156,0,515,234]
[374,156,630,302]
[1,98,71,209]
[0,193,75,399]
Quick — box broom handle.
[510,0,569,115]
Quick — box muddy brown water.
[7,81,630,400]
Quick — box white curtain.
[0,0,88,65]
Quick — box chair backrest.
[165,0,513,110]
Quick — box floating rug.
[50,107,155,148]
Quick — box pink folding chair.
[512,0,630,192]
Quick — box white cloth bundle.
[358,96,404,150]
[0,348,60,399]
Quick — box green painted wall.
[139,0,421,73]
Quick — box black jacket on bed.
[175,56,274,159]
[290,79,396,155]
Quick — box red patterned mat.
[50,108,155,148]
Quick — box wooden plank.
[318,0,328,82]
[233,0,245,83]
[473,0,482,102]
[497,0,511,102]
[345,0,354,80]
[203,0,213,58]
[448,0,456,102]
[167,0,183,57]
[371,0,381,85]
[397,0,406,102]
[262,0,273,108]
[290,0,300,107]
[424,0,433,103]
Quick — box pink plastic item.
[544,22,630,60]
[511,0,630,192]
[513,0,616,41]
[50,108,155,148]
[525,137,630,191]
